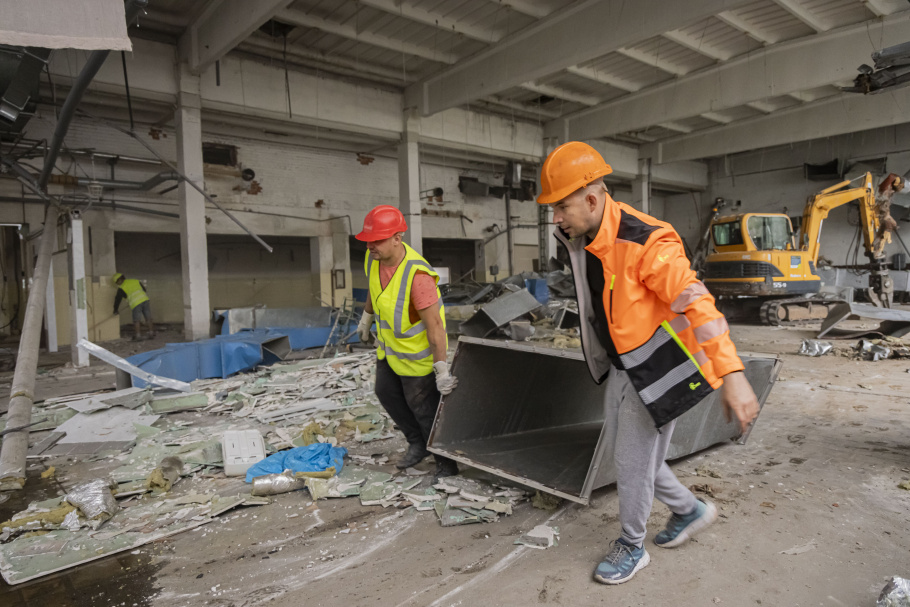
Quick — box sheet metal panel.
[459,289,542,338]
[429,337,781,504]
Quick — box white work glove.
[357,312,375,345]
[433,361,458,395]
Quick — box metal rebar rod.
[0,205,59,489]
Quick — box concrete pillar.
[632,157,652,215]
[43,228,57,353]
[176,64,210,340]
[399,109,423,254]
[539,140,560,271]
[68,214,88,367]
[310,235,333,307]
[88,224,119,342]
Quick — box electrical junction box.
[222,429,265,477]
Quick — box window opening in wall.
[202,143,237,167]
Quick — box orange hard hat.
[537,141,612,204]
[355,205,408,242]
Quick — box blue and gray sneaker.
[654,499,717,549]
[593,538,650,585]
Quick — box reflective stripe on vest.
[120,279,149,309]
[618,320,713,427]
[365,244,446,376]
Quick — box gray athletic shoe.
[654,499,717,548]
[593,538,650,585]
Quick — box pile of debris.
[0,349,552,585]
[798,337,910,361]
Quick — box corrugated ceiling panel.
[428,0,537,37]
[754,95,802,111]
[540,71,627,99]
[802,0,874,28]
[579,53,676,90]
[709,105,765,122]
[674,115,725,132]
[365,8,476,58]
[290,0,358,21]
[725,0,815,42]
[623,36,716,74]
[675,17,763,59]
[626,125,678,140]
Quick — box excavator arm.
[800,172,894,307]
[800,172,879,264]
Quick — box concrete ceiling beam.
[643,86,910,164]
[358,0,501,43]
[276,9,460,64]
[405,0,754,116]
[545,12,910,141]
[181,0,294,73]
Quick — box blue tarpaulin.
[126,329,292,388]
[245,444,347,482]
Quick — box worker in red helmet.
[538,142,759,585]
[355,205,459,481]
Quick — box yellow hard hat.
[537,141,613,205]
[111,273,123,282]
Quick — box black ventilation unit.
[458,176,489,197]
[803,159,840,181]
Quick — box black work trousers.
[374,357,454,466]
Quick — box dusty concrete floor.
[2,323,909,606]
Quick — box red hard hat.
[355,205,408,242]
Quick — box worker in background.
[873,173,904,257]
[354,205,459,482]
[112,272,155,341]
[537,142,760,585]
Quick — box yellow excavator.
[702,172,896,325]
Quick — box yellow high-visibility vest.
[120,278,149,309]
[365,244,446,376]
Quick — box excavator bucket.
[428,337,781,504]
[818,302,910,338]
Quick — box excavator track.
[759,297,840,326]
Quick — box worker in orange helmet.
[538,142,760,585]
[354,205,459,482]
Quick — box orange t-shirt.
[379,262,439,324]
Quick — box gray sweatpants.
[604,366,698,547]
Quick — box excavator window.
[746,216,792,251]
[712,221,743,246]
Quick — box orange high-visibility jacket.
[555,198,744,426]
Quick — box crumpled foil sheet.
[798,339,832,357]
[878,577,910,607]
[65,479,119,520]
[858,339,892,361]
[251,470,306,496]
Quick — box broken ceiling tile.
[515,524,559,549]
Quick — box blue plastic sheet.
[245,444,348,483]
[126,329,290,388]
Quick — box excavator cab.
[711,214,794,252]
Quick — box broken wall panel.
[429,337,781,504]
